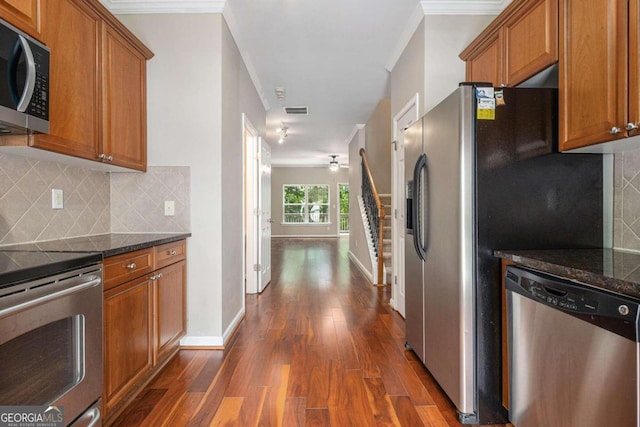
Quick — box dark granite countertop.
[0,232,191,258]
[494,249,640,300]
[0,251,102,287]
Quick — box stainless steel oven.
[0,254,102,427]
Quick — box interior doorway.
[243,114,270,295]
[391,94,419,318]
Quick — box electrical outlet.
[52,189,63,209]
[164,200,175,216]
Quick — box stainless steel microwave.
[0,18,49,134]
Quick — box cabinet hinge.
[254,264,262,272]
[392,140,397,151]
[394,208,397,219]
[394,275,397,285]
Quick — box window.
[283,184,330,224]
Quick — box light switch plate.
[52,189,63,209]
[164,200,175,216]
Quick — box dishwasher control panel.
[518,276,599,314]
[505,266,640,341]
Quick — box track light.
[277,122,288,144]
[329,155,339,171]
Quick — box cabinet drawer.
[155,240,186,269]
[104,248,154,290]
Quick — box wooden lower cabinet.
[103,240,187,424]
[104,276,153,415]
[154,260,186,365]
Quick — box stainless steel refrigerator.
[404,84,607,424]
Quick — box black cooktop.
[0,250,102,288]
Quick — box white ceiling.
[101,0,512,166]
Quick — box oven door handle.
[0,276,101,318]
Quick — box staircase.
[379,194,392,285]
[358,147,393,286]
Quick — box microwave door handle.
[15,35,36,113]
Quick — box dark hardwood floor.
[113,237,510,426]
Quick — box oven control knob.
[619,305,630,316]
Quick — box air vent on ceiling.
[283,106,309,115]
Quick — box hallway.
[113,238,508,426]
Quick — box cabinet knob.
[156,273,163,279]
[610,126,622,135]
[98,153,106,160]
[107,155,113,162]
[626,122,639,131]
[149,274,157,280]
[169,250,177,256]
[125,262,137,270]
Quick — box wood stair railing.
[359,148,385,284]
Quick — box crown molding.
[346,124,366,145]
[222,5,270,110]
[385,2,425,72]
[98,0,226,14]
[385,0,510,71]
[421,0,512,15]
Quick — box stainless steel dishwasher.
[505,265,640,427]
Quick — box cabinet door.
[104,276,153,414]
[559,0,627,150]
[154,260,186,364]
[34,0,101,160]
[0,0,40,36]
[465,30,503,87]
[102,23,147,171]
[503,0,557,86]
[629,0,640,137]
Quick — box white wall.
[220,19,266,335]
[118,13,265,346]
[424,15,495,113]
[391,19,426,119]
[390,15,495,119]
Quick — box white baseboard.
[348,250,373,284]
[180,335,224,348]
[180,306,246,349]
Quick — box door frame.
[391,94,419,316]
[243,114,260,294]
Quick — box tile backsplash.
[0,154,110,244]
[110,166,190,233]
[0,153,189,245]
[614,149,640,251]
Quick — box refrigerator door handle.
[413,153,428,260]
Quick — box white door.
[244,116,259,294]
[258,139,272,292]
[392,96,418,318]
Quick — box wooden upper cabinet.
[0,0,152,171]
[34,0,101,161]
[559,0,628,150]
[465,31,503,87]
[102,24,147,171]
[461,0,558,87]
[504,0,558,86]
[0,0,41,37]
